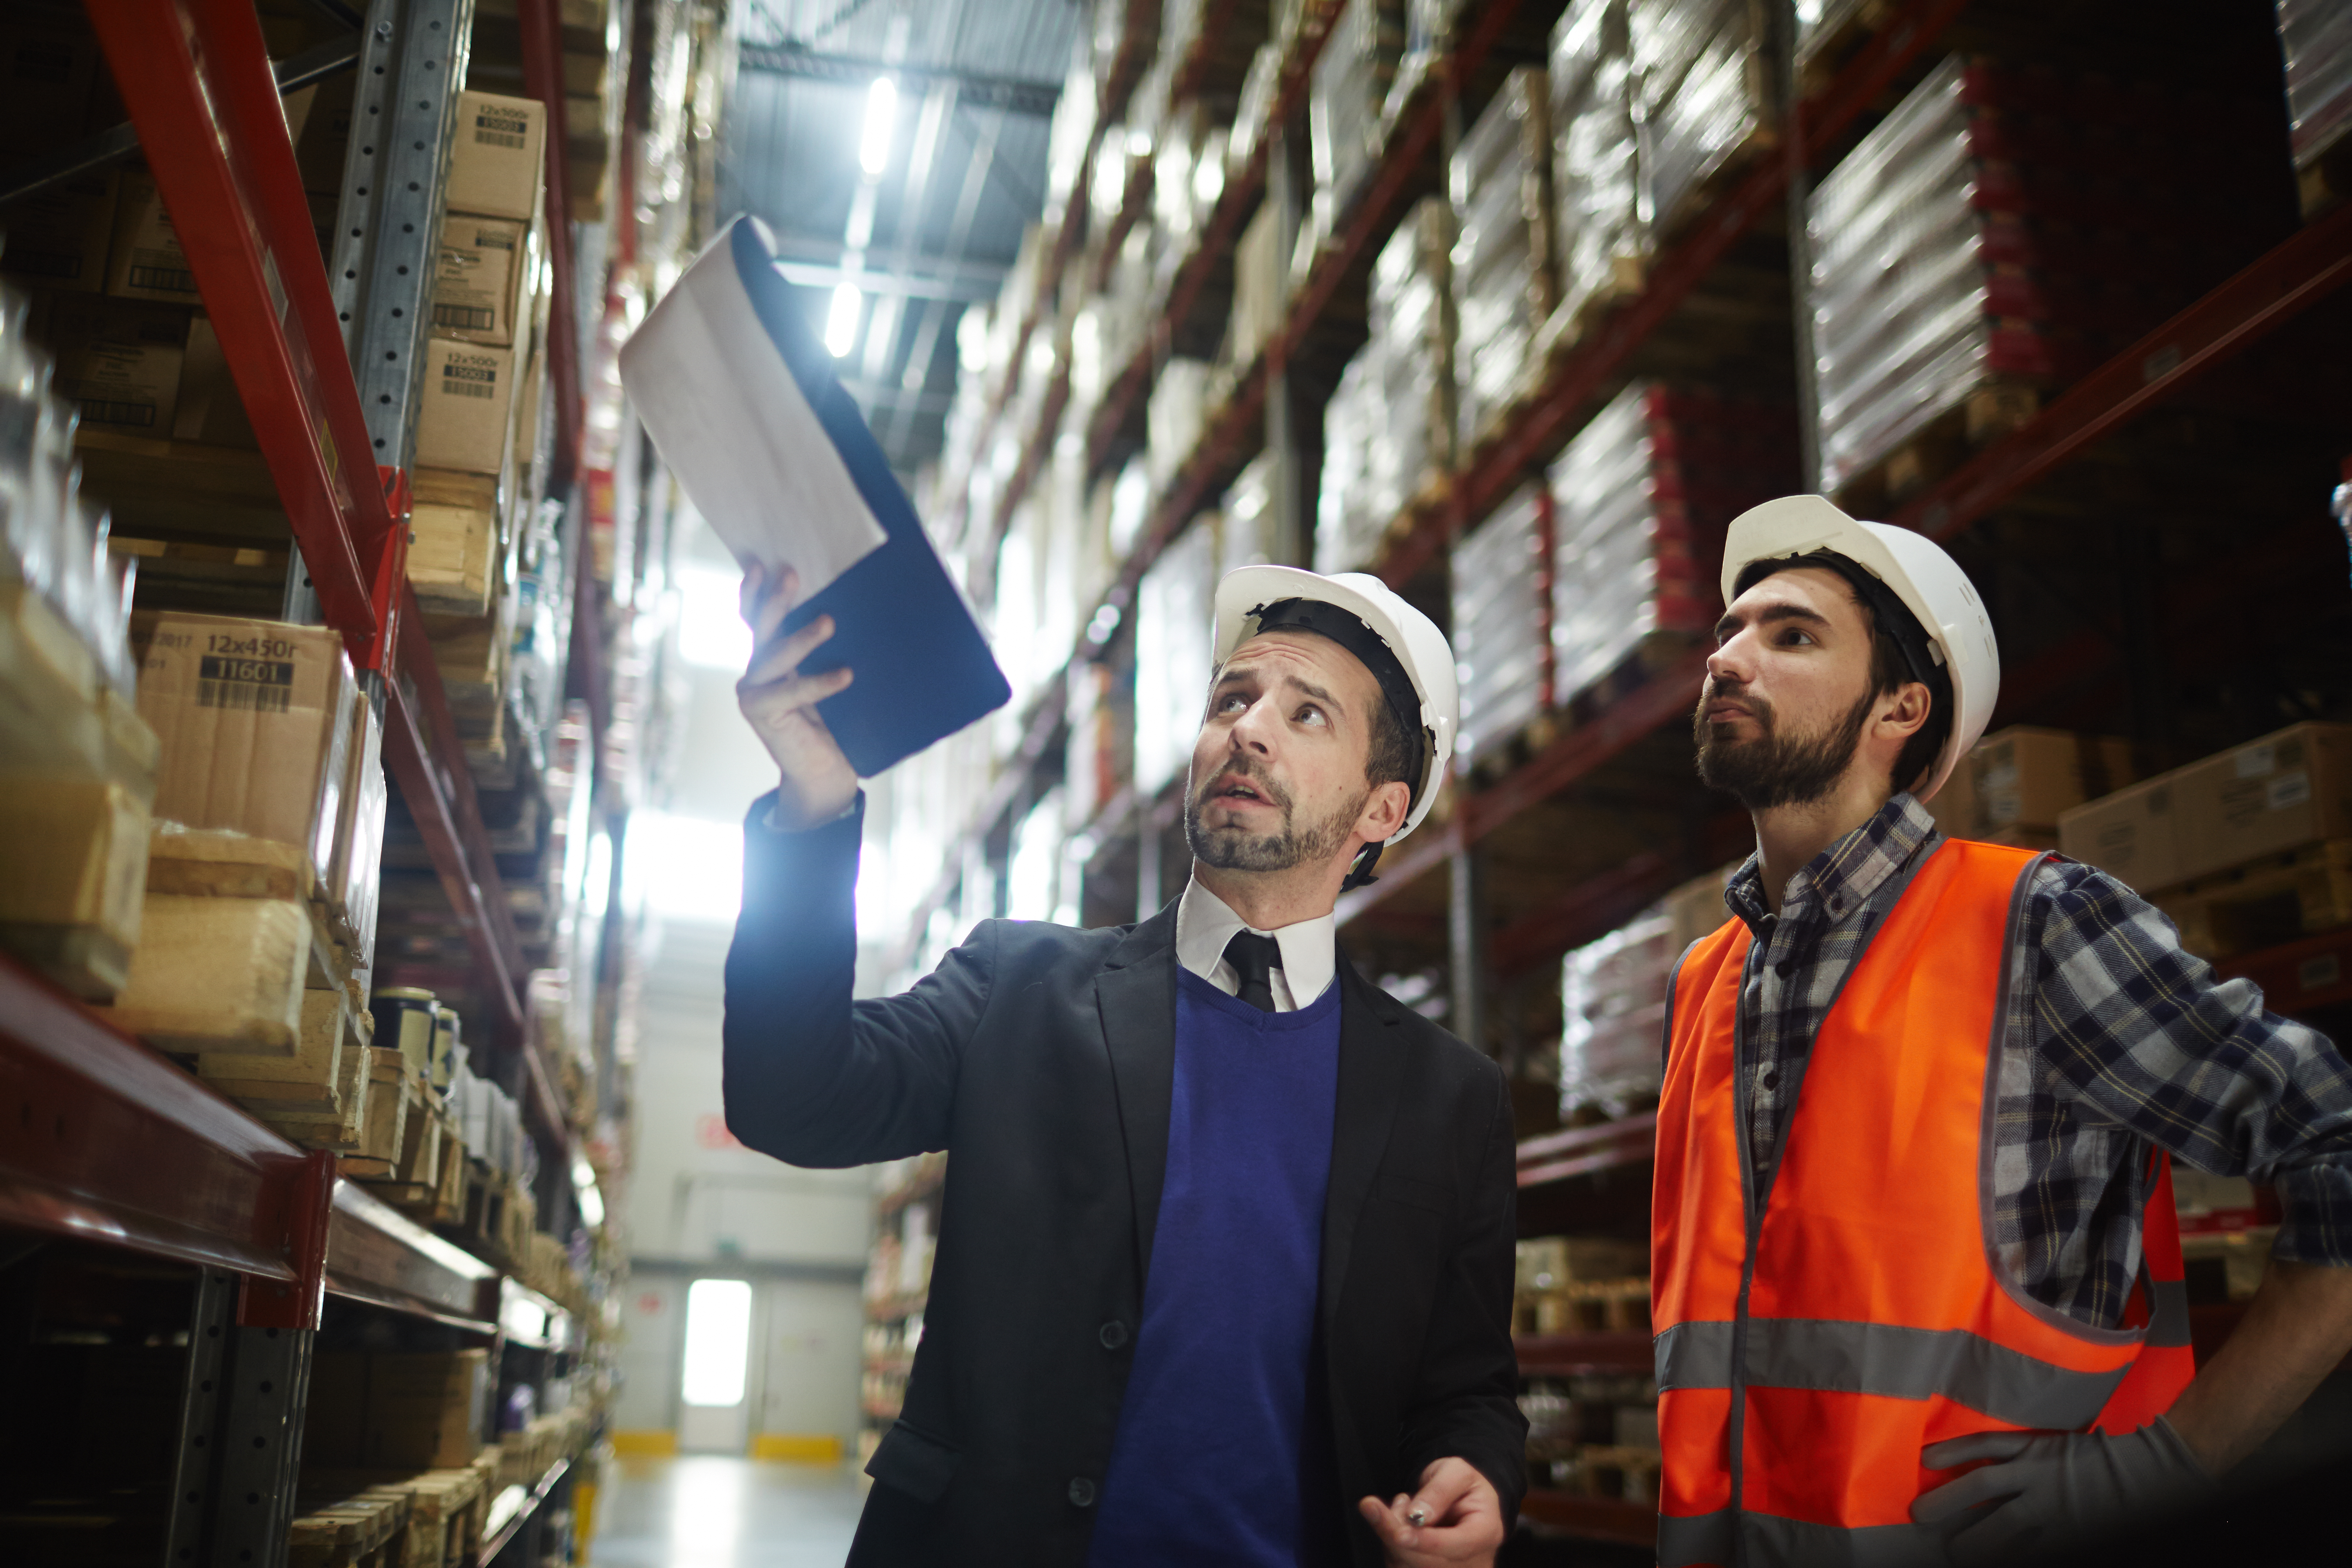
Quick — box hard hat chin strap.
[1341,841,1383,892]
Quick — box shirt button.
[1774,958,1795,978]
[1760,1069,1781,1090]
[1098,1320,1129,1350]
[1069,1477,1098,1508]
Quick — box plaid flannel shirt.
[1715,793,2352,1327]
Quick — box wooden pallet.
[1529,1277,1654,1336]
[1556,1443,1664,1506]
[1830,380,2042,522]
[287,1480,413,1568]
[2156,840,2352,962]
[302,1457,495,1568]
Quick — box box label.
[197,655,295,712]
[472,105,532,149]
[2267,771,2311,812]
[2234,744,2275,779]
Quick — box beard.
[1693,679,1877,811]
[1184,760,1368,874]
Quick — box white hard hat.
[1718,496,1999,803]
[1212,566,1459,864]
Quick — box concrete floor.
[587,1455,866,1568]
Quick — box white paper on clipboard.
[617,222,888,594]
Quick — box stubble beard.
[1184,764,1368,874]
[1693,681,1877,811]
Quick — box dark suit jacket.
[722,796,1527,1566]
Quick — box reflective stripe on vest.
[1650,839,2197,1567]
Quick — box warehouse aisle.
[590,1456,865,1567]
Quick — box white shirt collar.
[1173,875,1338,1011]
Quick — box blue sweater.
[1086,968,1346,1566]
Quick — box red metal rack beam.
[1891,197,2352,546]
[1516,1111,1659,1188]
[88,0,392,666]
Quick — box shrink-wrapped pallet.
[1316,345,1385,574]
[1311,0,1408,236]
[1631,0,1773,239]
[2277,0,2352,171]
[1808,56,2277,494]
[1550,0,1643,326]
[1229,43,1283,176]
[1133,519,1218,795]
[1147,357,1213,491]
[1368,198,1456,516]
[1560,906,1674,1118]
[1452,484,1548,762]
[1452,67,1555,449]
[1549,382,1799,703]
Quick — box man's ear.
[1358,779,1412,844]
[1878,679,1931,741]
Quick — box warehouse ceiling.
[720,0,1081,479]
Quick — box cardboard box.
[0,166,118,291]
[293,76,355,193]
[47,293,188,432]
[105,170,205,303]
[366,1350,491,1469]
[105,893,310,1054]
[432,214,529,345]
[1974,728,2135,835]
[0,774,151,1000]
[414,339,519,475]
[2059,776,2182,894]
[2168,723,2352,887]
[172,314,258,447]
[447,91,546,221]
[301,1351,371,1469]
[129,613,359,873]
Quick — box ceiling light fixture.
[825,281,863,358]
[860,75,898,175]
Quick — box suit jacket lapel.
[1095,899,1180,1288]
[1320,961,1408,1334]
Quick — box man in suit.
[723,561,1526,1567]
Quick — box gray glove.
[1910,1419,2213,1563]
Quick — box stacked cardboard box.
[2061,722,2352,960]
[1926,726,2137,849]
[0,285,158,1001]
[1452,68,1555,449]
[418,91,559,778]
[1548,381,1800,704]
[305,1351,493,1471]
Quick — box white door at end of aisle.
[678,1276,762,1454]
[755,1277,865,1455]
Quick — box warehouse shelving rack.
[879,0,2352,1545]
[0,0,608,1559]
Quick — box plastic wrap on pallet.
[1794,0,1873,60]
[2277,0,2352,167]
[1134,519,1218,794]
[1551,0,1645,327]
[1550,381,1799,702]
[1560,905,1675,1118]
[1808,56,1983,492]
[1154,104,1206,288]
[1108,456,1154,560]
[1232,198,1287,372]
[1632,0,1772,241]
[1148,358,1213,492]
[1453,484,1548,762]
[1452,67,1555,450]
[1316,344,1385,573]
[1370,198,1456,517]
[1311,0,1407,237]
[1230,42,1284,177]
[1046,37,1099,223]
[1221,454,1281,576]
[1096,0,1165,98]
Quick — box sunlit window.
[674,568,755,670]
[681,1278,753,1407]
[628,813,745,922]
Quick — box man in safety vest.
[1652,495,2352,1565]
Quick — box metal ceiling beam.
[771,258,999,302]
[738,41,1061,117]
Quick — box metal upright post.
[164,1268,320,1567]
[1264,123,1308,567]
[1448,832,1489,1054]
[1777,0,1823,490]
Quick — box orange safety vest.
[1651,839,2196,1567]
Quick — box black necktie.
[1223,931,1281,1013]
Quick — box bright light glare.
[572,1160,606,1227]
[681,1279,753,1405]
[860,76,898,174]
[824,282,863,358]
[675,568,754,669]
[627,812,744,922]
